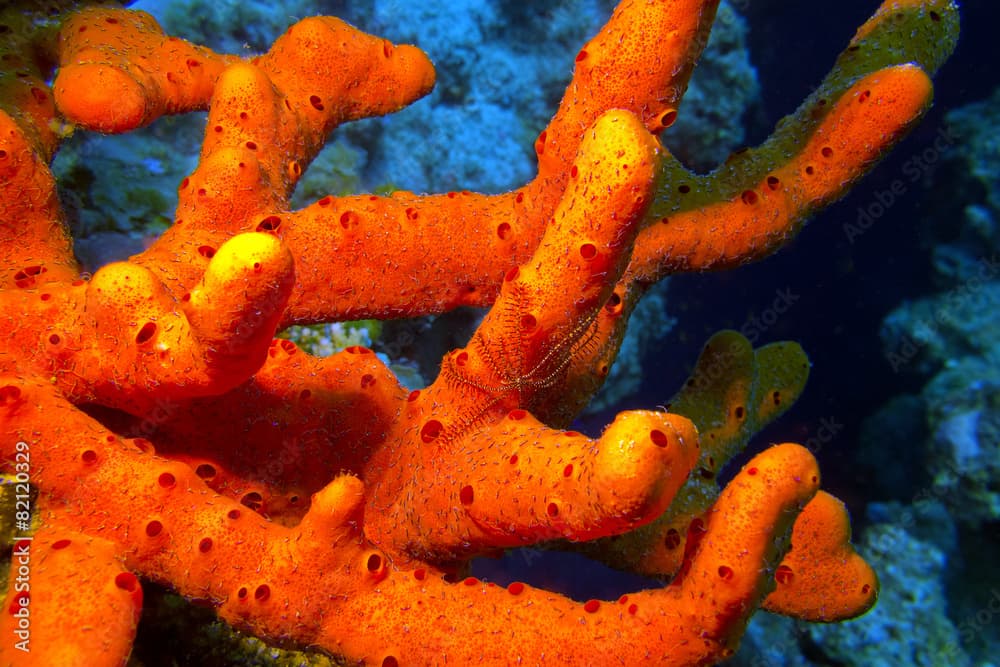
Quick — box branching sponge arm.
[629,0,960,279]
[54,7,237,133]
[0,377,822,666]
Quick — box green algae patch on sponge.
[669,329,810,469]
[630,0,959,279]
[571,330,809,577]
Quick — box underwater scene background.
[24,0,1000,664]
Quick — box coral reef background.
[23,0,1000,665]
[674,2,1000,665]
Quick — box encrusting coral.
[0,0,958,664]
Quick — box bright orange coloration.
[1,377,820,664]
[537,0,721,174]
[0,4,76,290]
[54,8,237,132]
[0,532,142,667]
[0,1,959,665]
[763,491,880,621]
[0,109,76,289]
[574,330,878,622]
[631,65,936,276]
